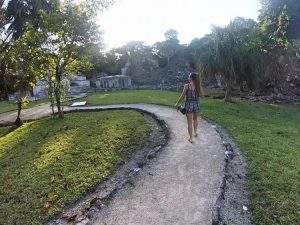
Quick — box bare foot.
[188,138,194,144]
[194,133,198,137]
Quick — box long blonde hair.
[190,72,204,97]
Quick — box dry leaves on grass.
[48,194,59,202]
[43,202,50,211]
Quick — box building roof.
[100,75,129,79]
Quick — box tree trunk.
[224,59,235,103]
[14,98,23,127]
[48,80,55,116]
[224,79,233,103]
[50,101,55,116]
[54,75,64,118]
[4,76,8,100]
[0,65,8,100]
[55,87,63,118]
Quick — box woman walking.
[175,72,204,143]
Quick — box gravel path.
[0,104,225,225]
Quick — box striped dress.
[185,84,200,113]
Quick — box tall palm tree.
[196,18,261,102]
[197,25,236,102]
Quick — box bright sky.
[96,0,261,50]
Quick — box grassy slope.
[0,126,12,137]
[0,111,150,224]
[78,90,299,225]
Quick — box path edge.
[203,117,253,225]
[45,107,170,225]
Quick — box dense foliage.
[90,0,299,101]
[259,0,300,40]
[0,0,111,122]
[0,0,299,114]
[1,0,299,108]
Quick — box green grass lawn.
[69,89,179,106]
[202,99,300,225]
[0,126,12,137]
[0,100,48,114]
[0,111,150,224]
[75,90,299,225]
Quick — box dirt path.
[0,104,224,225]
[0,104,53,124]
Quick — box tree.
[210,25,236,102]
[90,49,128,76]
[0,0,6,28]
[164,28,178,40]
[258,1,297,90]
[0,1,10,100]
[39,1,103,118]
[259,0,300,40]
[6,0,58,39]
[121,41,158,83]
[9,26,47,126]
[194,34,219,82]
[153,29,180,66]
[196,17,263,102]
[0,0,57,100]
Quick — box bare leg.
[193,112,198,137]
[186,113,194,143]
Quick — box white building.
[93,75,132,89]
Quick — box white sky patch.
[96,0,261,50]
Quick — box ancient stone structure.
[32,80,48,99]
[8,91,31,102]
[70,75,90,94]
[92,75,131,89]
[90,72,108,88]
[121,61,131,75]
[8,80,48,102]
[8,76,81,102]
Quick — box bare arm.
[175,84,188,107]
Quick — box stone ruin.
[32,80,48,100]
[95,75,131,89]
[7,73,133,102]
[70,75,90,95]
[8,79,49,102]
[90,72,132,90]
[8,75,79,102]
[8,91,32,102]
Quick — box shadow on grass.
[0,111,150,224]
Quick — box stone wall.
[32,80,48,99]
[97,75,131,89]
[70,75,90,95]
